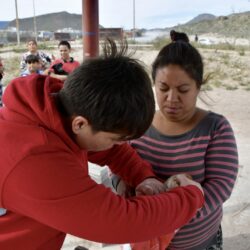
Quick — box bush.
[152,36,171,50]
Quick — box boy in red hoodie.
[0,39,204,250]
[0,57,3,107]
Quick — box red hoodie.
[0,75,204,250]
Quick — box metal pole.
[133,0,135,41]
[82,0,99,58]
[33,0,37,41]
[14,0,20,45]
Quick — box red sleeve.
[49,62,55,72]
[3,150,204,244]
[88,143,155,187]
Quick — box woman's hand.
[116,180,135,197]
[169,174,204,195]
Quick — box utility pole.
[133,0,136,41]
[14,0,20,45]
[33,0,37,41]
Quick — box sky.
[0,0,250,29]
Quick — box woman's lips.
[165,106,179,114]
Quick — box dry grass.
[201,49,250,91]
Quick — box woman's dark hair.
[152,41,204,88]
[170,30,189,43]
[58,39,155,140]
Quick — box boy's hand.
[135,178,165,196]
[116,180,135,197]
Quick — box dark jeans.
[205,226,223,250]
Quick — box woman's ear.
[71,116,89,134]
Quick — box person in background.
[20,55,43,77]
[115,38,238,250]
[20,39,52,74]
[0,39,204,250]
[195,34,199,42]
[0,57,3,107]
[45,40,80,81]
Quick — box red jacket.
[0,75,204,250]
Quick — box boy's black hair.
[152,41,204,88]
[58,40,71,50]
[58,39,155,140]
[25,54,40,64]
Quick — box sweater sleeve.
[20,54,27,72]
[197,117,238,218]
[88,143,155,187]
[3,150,204,244]
[39,51,51,69]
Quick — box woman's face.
[154,64,200,122]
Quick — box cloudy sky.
[0,0,249,29]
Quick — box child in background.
[45,40,80,81]
[20,39,52,74]
[20,55,43,77]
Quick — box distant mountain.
[171,11,250,38]
[186,13,216,25]
[7,11,103,31]
[0,21,9,29]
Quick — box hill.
[186,13,216,25]
[171,11,250,38]
[7,11,102,31]
[0,21,9,29]
[4,11,250,39]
